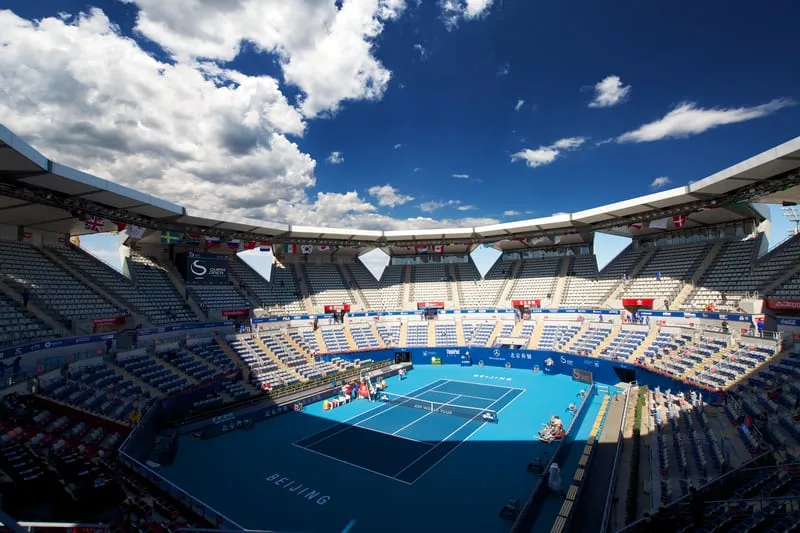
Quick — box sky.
[1,0,798,272]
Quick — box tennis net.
[377,391,498,423]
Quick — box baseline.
[441,378,526,392]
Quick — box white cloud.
[327,151,344,164]
[617,98,795,143]
[419,199,466,212]
[456,205,474,211]
[514,99,525,111]
[496,62,510,76]
[440,0,494,29]
[413,43,427,59]
[452,173,470,179]
[650,176,672,189]
[413,167,421,172]
[588,75,631,108]
[393,143,402,149]
[503,210,520,216]
[122,0,406,118]
[0,6,499,232]
[511,137,587,168]
[367,184,414,207]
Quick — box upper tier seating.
[410,264,451,303]
[560,255,600,307]
[128,254,197,323]
[620,243,710,303]
[348,263,403,311]
[0,292,57,348]
[455,260,513,309]
[770,271,800,299]
[584,247,647,306]
[303,263,354,308]
[55,247,194,325]
[188,279,249,312]
[0,240,121,322]
[509,257,562,301]
[233,260,306,315]
[683,240,756,311]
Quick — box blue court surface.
[160,366,605,533]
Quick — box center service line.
[341,519,358,533]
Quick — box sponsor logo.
[190,260,207,277]
[266,474,330,505]
[446,349,460,356]
[493,349,501,357]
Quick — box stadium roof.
[1,123,800,248]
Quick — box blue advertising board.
[1,333,115,360]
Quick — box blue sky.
[1,0,798,272]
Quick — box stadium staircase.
[670,240,724,309]
[369,322,387,348]
[214,335,243,366]
[342,326,359,351]
[398,321,408,346]
[509,320,524,337]
[161,259,206,320]
[289,263,314,314]
[550,256,572,307]
[593,324,622,357]
[527,321,545,348]
[337,264,368,311]
[313,329,328,353]
[496,260,522,308]
[603,248,656,306]
[427,320,436,345]
[630,327,660,361]
[760,252,800,295]
[447,264,461,309]
[0,277,71,337]
[254,334,305,381]
[562,322,590,352]
[227,265,261,308]
[401,265,413,310]
[39,246,134,323]
[486,321,504,347]
[455,319,466,345]
[683,343,736,380]
[281,331,317,364]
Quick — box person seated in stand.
[567,403,577,413]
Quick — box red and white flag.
[432,245,444,253]
[628,223,643,231]
[672,215,687,228]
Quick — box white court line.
[412,387,527,484]
[294,379,448,447]
[425,388,502,403]
[291,442,413,486]
[390,394,466,436]
[358,424,435,446]
[393,388,517,479]
[440,377,526,392]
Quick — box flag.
[554,235,562,244]
[317,245,330,252]
[673,215,687,228]
[245,241,256,250]
[649,218,668,230]
[285,243,297,254]
[84,215,105,233]
[114,221,127,231]
[183,233,202,246]
[206,236,221,248]
[301,244,313,254]
[127,225,146,239]
[432,245,444,253]
[416,245,428,254]
[160,231,181,244]
[227,240,241,250]
[258,241,272,251]
[628,223,643,231]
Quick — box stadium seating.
[455,260,513,309]
[560,255,600,307]
[409,264,452,304]
[509,257,562,302]
[347,263,404,311]
[683,240,756,311]
[0,292,57,348]
[620,243,710,306]
[230,258,306,314]
[128,253,198,323]
[302,263,354,308]
[0,240,121,323]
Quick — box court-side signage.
[265,474,331,505]
[1,333,115,360]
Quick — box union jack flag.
[84,215,105,232]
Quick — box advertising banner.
[324,304,351,312]
[766,299,800,311]
[417,301,445,309]
[622,298,654,308]
[512,299,541,307]
[183,252,228,284]
[91,316,126,327]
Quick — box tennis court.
[294,379,524,484]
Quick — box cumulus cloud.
[0,6,497,231]
[413,167,421,172]
[452,173,470,179]
[367,184,414,208]
[514,99,525,111]
[419,199,467,213]
[511,137,587,168]
[588,75,631,108]
[393,143,402,149]
[617,98,795,143]
[503,210,520,216]
[440,0,494,29]
[327,151,344,164]
[413,43,427,59]
[650,176,672,189]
